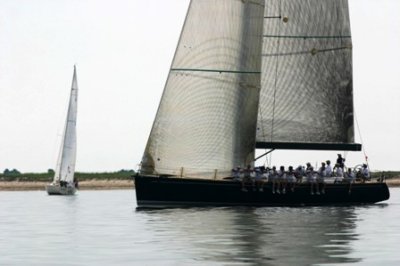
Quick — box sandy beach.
[0,177,399,191]
[0,179,133,191]
[386,178,400,187]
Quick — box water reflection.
[138,206,368,265]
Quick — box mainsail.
[54,66,78,183]
[257,0,360,151]
[141,0,265,178]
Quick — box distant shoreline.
[0,179,134,191]
[385,178,400,187]
[1,177,399,191]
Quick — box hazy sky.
[0,0,399,173]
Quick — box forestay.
[257,0,359,151]
[141,0,265,179]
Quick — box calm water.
[1,188,399,265]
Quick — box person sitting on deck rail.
[361,164,370,183]
[241,165,254,192]
[287,166,296,192]
[278,166,287,194]
[239,167,244,180]
[305,162,313,181]
[344,168,356,194]
[270,166,279,194]
[325,160,333,177]
[295,165,305,183]
[250,167,257,191]
[262,166,269,182]
[306,164,319,195]
[356,167,363,181]
[334,163,344,183]
[344,168,355,183]
[317,162,327,194]
[255,167,265,192]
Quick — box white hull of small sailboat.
[46,184,76,195]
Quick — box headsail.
[141,0,265,179]
[257,0,360,151]
[54,66,78,183]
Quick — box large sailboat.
[135,0,389,207]
[46,66,78,195]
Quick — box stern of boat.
[46,183,77,196]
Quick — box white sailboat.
[46,66,78,195]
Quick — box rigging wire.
[354,110,369,168]
[257,105,269,166]
[268,0,282,168]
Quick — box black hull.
[135,175,390,208]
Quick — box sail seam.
[263,35,351,39]
[170,68,261,74]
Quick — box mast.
[257,0,360,151]
[54,66,78,183]
[141,0,265,179]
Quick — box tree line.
[1,169,136,182]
